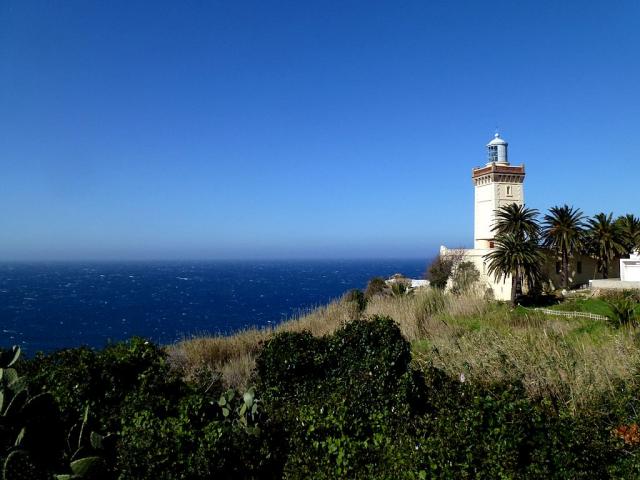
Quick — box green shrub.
[391,281,410,296]
[255,331,327,398]
[415,371,621,479]
[9,316,640,478]
[604,291,639,327]
[427,255,453,290]
[0,346,66,478]
[20,339,191,479]
[117,388,279,479]
[257,316,427,478]
[257,316,415,408]
[450,261,480,294]
[22,338,182,433]
[417,383,538,478]
[328,316,412,392]
[343,288,367,312]
[365,277,388,299]
[117,393,210,479]
[257,316,627,478]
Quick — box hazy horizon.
[0,248,438,263]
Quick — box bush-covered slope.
[3,312,640,478]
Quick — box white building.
[621,252,640,282]
[441,133,619,301]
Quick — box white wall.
[621,259,640,281]
[474,183,495,249]
[473,179,524,250]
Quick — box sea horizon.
[0,256,431,264]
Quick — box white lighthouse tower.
[472,133,525,249]
[440,132,528,301]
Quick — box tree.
[343,289,367,312]
[616,214,640,256]
[586,212,625,279]
[450,261,480,294]
[487,204,542,302]
[485,234,544,306]
[493,203,541,241]
[390,281,409,297]
[542,205,586,289]
[427,255,453,290]
[365,277,388,299]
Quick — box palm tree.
[485,233,545,306]
[542,205,585,289]
[586,212,625,278]
[493,203,541,241]
[616,214,640,256]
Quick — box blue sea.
[0,259,428,353]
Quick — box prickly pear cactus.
[0,346,64,479]
[0,347,20,369]
[70,456,108,478]
[56,406,112,479]
[2,449,48,480]
[0,346,26,418]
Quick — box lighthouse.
[440,131,615,301]
[472,133,525,249]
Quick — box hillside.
[170,287,640,413]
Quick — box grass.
[413,314,638,413]
[550,296,640,317]
[168,299,360,388]
[168,286,640,414]
[550,297,616,316]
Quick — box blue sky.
[1,1,639,260]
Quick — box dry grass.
[413,321,639,413]
[168,287,640,412]
[167,298,359,390]
[402,289,640,412]
[365,286,490,341]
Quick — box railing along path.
[531,308,608,321]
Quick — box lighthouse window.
[506,186,512,196]
[488,145,498,162]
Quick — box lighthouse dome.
[487,133,508,146]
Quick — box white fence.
[533,308,609,321]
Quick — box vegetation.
[4,282,640,478]
[364,276,388,299]
[343,288,367,312]
[485,233,544,305]
[603,290,640,328]
[450,261,480,294]
[550,296,619,317]
[587,212,626,279]
[542,204,586,289]
[493,203,541,241]
[482,204,640,299]
[4,287,640,478]
[426,254,453,289]
[617,214,640,255]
